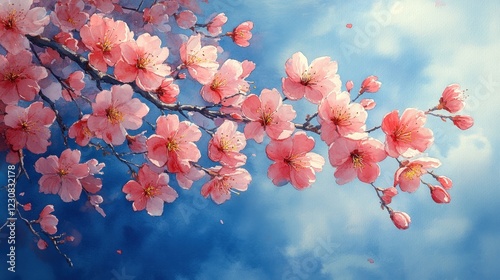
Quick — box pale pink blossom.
[394,157,441,193]
[359,75,381,94]
[38,205,58,234]
[89,195,106,217]
[54,31,78,51]
[328,137,387,185]
[437,176,452,190]
[242,88,296,143]
[266,132,325,189]
[207,13,227,36]
[318,91,368,145]
[0,0,49,54]
[282,52,341,104]
[437,84,465,113]
[176,165,205,190]
[155,78,179,104]
[146,114,202,173]
[201,59,243,104]
[201,166,251,204]
[360,98,376,110]
[143,3,170,33]
[80,14,133,72]
[87,84,149,145]
[0,50,48,104]
[208,120,247,168]
[80,158,105,194]
[122,164,178,216]
[175,10,197,29]
[4,102,55,154]
[162,0,180,16]
[452,115,474,130]
[229,21,253,47]
[180,34,219,84]
[381,109,434,158]
[126,131,148,153]
[61,71,85,101]
[68,115,94,146]
[345,80,353,93]
[50,0,88,32]
[37,239,48,250]
[85,0,118,13]
[34,149,89,202]
[390,211,411,230]
[430,185,451,204]
[381,187,398,204]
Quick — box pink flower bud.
[359,75,381,94]
[37,239,48,250]
[230,21,253,47]
[345,80,354,92]
[452,115,474,130]
[207,13,227,36]
[23,203,32,211]
[360,98,376,110]
[381,187,398,204]
[430,186,451,203]
[437,176,453,190]
[438,84,465,113]
[390,211,411,230]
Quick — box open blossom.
[61,71,85,101]
[359,75,381,94]
[381,187,398,204]
[201,166,251,204]
[175,10,197,29]
[50,0,88,32]
[176,165,205,190]
[87,84,149,145]
[80,158,105,194]
[229,21,253,47]
[430,185,451,204]
[242,88,296,143]
[266,132,325,189]
[201,59,243,104]
[208,120,247,168]
[35,149,89,202]
[180,34,219,84]
[0,0,49,54]
[318,91,368,145]
[328,137,387,185]
[0,50,48,104]
[115,33,171,91]
[282,52,341,104]
[80,14,133,72]
[390,211,411,230]
[146,114,202,173]
[68,114,94,146]
[4,102,55,154]
[122,164,178,216]
[437,84,465,113]
[37,205,58,234]
[155,78,179,104]
[382,108,434,158]
[143,3,170,33]
[452,115,474,130]
[394,157,441,193]
[207,13,227,36]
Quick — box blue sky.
[1,0,499,279]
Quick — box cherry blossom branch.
[366,125,381,133]
[370,183,392,214]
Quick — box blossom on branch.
[50,0,88,32]
[437,84,465,113]
[37,205,58,235]
[180,34,219,84]
[201,166,251,204]
[229,21,253,47]
[208,120,247,168]
[394,157,441,193]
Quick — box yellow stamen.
[106,107,124,124]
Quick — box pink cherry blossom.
[345,80,354,93]
[34,149,89,202]
[201,59,243,104]
[155,78,180,104]
[68,115,94,146]
[61,71,85,101]
[266,132,325,189]
[114,33,171,91]
[452,115,474,130]
[143,3,170,33]
[437,176,452,190]
[180,34,219,84]
[122,164,178,216]
[360,98,376,110]
[80,14,133,72]
[38,205,58,234]
[201,166,251,204]
[23,202,32,211]
[229,21,253,47]
[381,187,398,204]
[50,0,88,32]
[37,239,48,250]
[318,91,368,145]
[89,194,106,217]
[437,84,465,113]
[126,131,148,153]
[282,52,341,104]
[146,114,202,173]
[359,75,381,94]
[328,137,387,185]
[4,102,55,154]
[390,211,411,230]
[86,0,118,13]
[242,88,296,143]
[0,0,49,54]
[176,165,205,190]
[87,84,149,145]
[0,50,48,104]
[430,185,451,204]
[208,120,247,168]
[381,108,434,158]
[54,31,78,51]
[394,157,441,193]
[80,158,105,194]
[207,13,227,36]
[175,10,197,29]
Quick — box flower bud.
[37,239,48,250]
[390,211,411,230]
[430,186,451,203]
[359,75,381,94]
[360,98,376,110]
[452,115,474,130]
[381,187,398,204]
[346,80,354,92]
[437,176,453,190]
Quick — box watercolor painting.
[0,0,498,279]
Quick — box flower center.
[57,169,69,177]
[143,185,159,198]
[351,151,364,169]
[105,107,123,124]
[3,10,18,30]
[136,55,151,69]
[4,72,21,82]
[331,106,352,126]
[259,108,274,127]
[166,139,179,152]
[394,125,412,143]
[210,74,227,91]
[300,68,316,86]
[20,121,33,132]
[403,165,423,180]
[97,38,112,53]
[285,154,307,170]
[219,136,235,152]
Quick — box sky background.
[1,0,499,279]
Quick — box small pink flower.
[345,80,354,93]
[201,166,251,204]
[122,164,178,216]
[328,137,387,185]
[266,132,325,189]
[390,211,411,230]
[54,31,79,52]
[87,84,149,145]
[207,13,227,36]
[126,132,148,153]
[146,114,202,173]
[89,195,106,217]
[229,21,253,47]
[437,84,465,113]
[382,109,434,158]
[155,78,179,104]
[394,157,441,193]
[143,3,170,33]
[359,75,381,94]
[437,176,452,190]
[37,239,48,250]
[0,50,48,104]
[318,91,368,145]
[452,115,474,130]
[180,34,219,84]
[4,102,55,154]
[23,202,32,211]
[208,120,247,168]
[176,165,205,190]
[80,158,105,194]
[68,115,94,146]
[61,71,85,101]
[34,149,90,202]
[381,187,398,204]
[201,59,243,104]
[360,98,376,110]
[50,0,89,32]
[175,10,197,29]
[282,52,341,104]
[37,205,59,234]
[242,88,296,143]
[430,185,451,204]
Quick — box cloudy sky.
[1,0,499,279]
